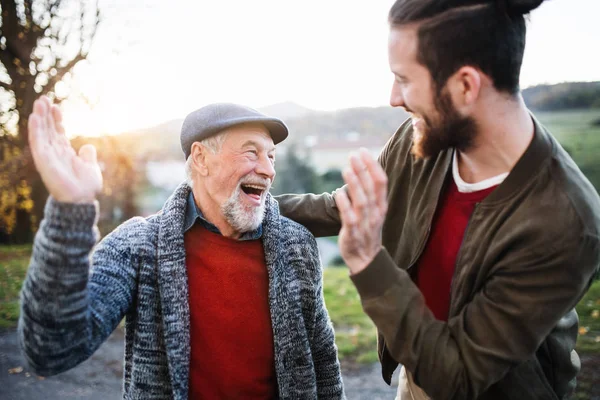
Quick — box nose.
[389,81,405,108]
[255,153,276,183]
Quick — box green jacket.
[276,117,600,399]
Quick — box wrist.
[346,250,380,275]
[52,193,97,205]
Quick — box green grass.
[323,267,378,365]
[324,265,600,360]
[575,279,600,354]
[536,109,600,195]
[0,245,31,328]
[574,280,600,400]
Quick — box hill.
[111,80,600,161]
[258,101,314,120]
[114,103,409,161]
[522,81,600,111]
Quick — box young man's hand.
[28,96,103,204]
[336,148,388,274]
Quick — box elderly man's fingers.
[40,96,58,143]
[28,113,45,164]
[51,105,66,135]
[31,99,50,146]
[79,144,98,164]
[360,148,388,215]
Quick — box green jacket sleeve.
[275,189,344,237]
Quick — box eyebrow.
[241,140,276,153]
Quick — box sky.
[58,0,600,137]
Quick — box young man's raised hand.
[336,148,388,275]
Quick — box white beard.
[220,179,268,233]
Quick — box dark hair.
[388,0,545,95]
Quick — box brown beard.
[411,89,477,159]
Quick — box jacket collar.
[435,115,554,207]
[482,115,554,205]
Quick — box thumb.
[79,144,98,163]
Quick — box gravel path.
[0,328,398,400]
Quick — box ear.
[191,142,210,177]
[446,66,481,113]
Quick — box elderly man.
[19,97,344,400]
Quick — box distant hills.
[258,101,314,120]
[118,103,409,161]
[522,81,600,111]
[112,81,599,161]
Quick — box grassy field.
[536,109,600,195]
[0,245,31,328]
[324,265,600,358]
[322,266,379,365]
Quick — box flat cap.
[180,103,289,159]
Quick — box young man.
[19,98,345,399]
[277,1,600,399]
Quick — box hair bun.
[504,0,545,15]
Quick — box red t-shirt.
[416,180,497,321]
[184,224,277,399]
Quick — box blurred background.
[1,0,600,399]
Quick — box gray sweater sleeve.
[18,197,142,377]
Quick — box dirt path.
[4,327,600,399]
[1,328,398,400]
[1,328,125,400]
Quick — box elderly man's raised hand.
[336,148,388,275]
[28,96,103,204]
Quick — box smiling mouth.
[241,184,266,199]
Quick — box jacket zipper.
[448,202,480,316]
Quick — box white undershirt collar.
[452,151,509,193]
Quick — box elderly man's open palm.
[28,96,102,204]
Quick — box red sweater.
[416,180,497,321]
[184,224,277,400]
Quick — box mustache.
[238,175,271,188]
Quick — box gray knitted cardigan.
[18,183,345,399]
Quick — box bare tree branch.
[47,0,64,31]
[0,0,18,31]
[0,51,15,77]
[24,0,34,28]
[40,54,85,96]
[0,82,13,94]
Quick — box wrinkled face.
[388,25,476,158]
[203,123,276,234]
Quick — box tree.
[271,145,322,196]
[0,0,100,243]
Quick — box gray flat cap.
[180,103,288,159]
